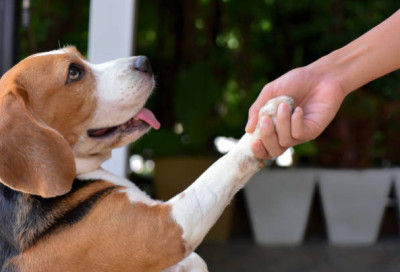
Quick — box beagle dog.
[0,47,293,272]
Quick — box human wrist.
[304,52,350,99]
[307,10,400,96]
[321,47,369,95]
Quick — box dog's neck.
[74,150,111,175]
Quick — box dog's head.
[0,47,159,198]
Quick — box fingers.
[251,105,306,160]
[260,116,287,157]
[245,115,257,134]
[251,116,287,160]
[251,140,268,159]
[276,103,293,147]
[246,83,275,133]
[291,107,305,140]
[276,104,308,145]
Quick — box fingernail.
[279,103,287,113]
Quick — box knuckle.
[250,100,263,113]
[253,147,267,159]
[248,106,255,115]
[256,152,269,160]
[260,126,275,138]
[292,130,304,140]
[278,139,291,149]
[260,130,274,140]
[269,150,281,158]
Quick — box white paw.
[237,95,294,160]
[163,253,208,272]
[257,95,294,128]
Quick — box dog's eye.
[69,66,80,79]
[66,64,85,84]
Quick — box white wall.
[88,0,138,176]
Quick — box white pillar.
[88,0,137,176]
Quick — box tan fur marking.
[1,48,186,270]
[9,47,97,145]
[9,187,186,272]
[0,90,76,197]
[15,180,118,250]
[0,47,97,197]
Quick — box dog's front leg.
[162,252,208,272]
[167,96,294,255]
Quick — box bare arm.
[247,9,400,159]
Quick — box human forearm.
[248,9,400,159]
[310,9,400,95]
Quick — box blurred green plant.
[18,0,89,59]
[133,0,400,168]
[17,0,400,167]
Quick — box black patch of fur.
[39,186,115,237]
[0,179,117,271]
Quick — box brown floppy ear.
[0,90,76,198]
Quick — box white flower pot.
[244,169,316,245]
[319,169,392,245]
[391,169,400,234]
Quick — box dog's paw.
[236,96,295,163]
[257,95,294,128]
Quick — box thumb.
[245,114,257,133]
[246,83,275,133]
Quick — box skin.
[246,9,400,159]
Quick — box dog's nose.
[133,56,152,74]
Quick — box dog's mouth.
[87,108,160,138]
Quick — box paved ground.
[193,190,400,272]
[197,238,400,272]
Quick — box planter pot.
[154,156,234,243]
[391,169,400,234]
[244,169,316,245]
[319,169,392,245]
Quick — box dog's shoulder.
[0,183,20,270]
[0,177,119,270]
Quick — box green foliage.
[134,0,400,167]
[132,129,182,157]
[18,0,400,167]
[174,62,221,153]
[18,0,89,59]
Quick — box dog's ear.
[0,88,76,198]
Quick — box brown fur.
[15,180,119,251]
[8,187,185,272]
[0,48,187,271]
[4,48,97,145]
[0,48,97,198]
[0,90,76,198]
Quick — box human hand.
[247,9,400,159]
[246,65,347,159]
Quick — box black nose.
[133,56,152,74]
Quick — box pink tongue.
[135,108,161,130]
